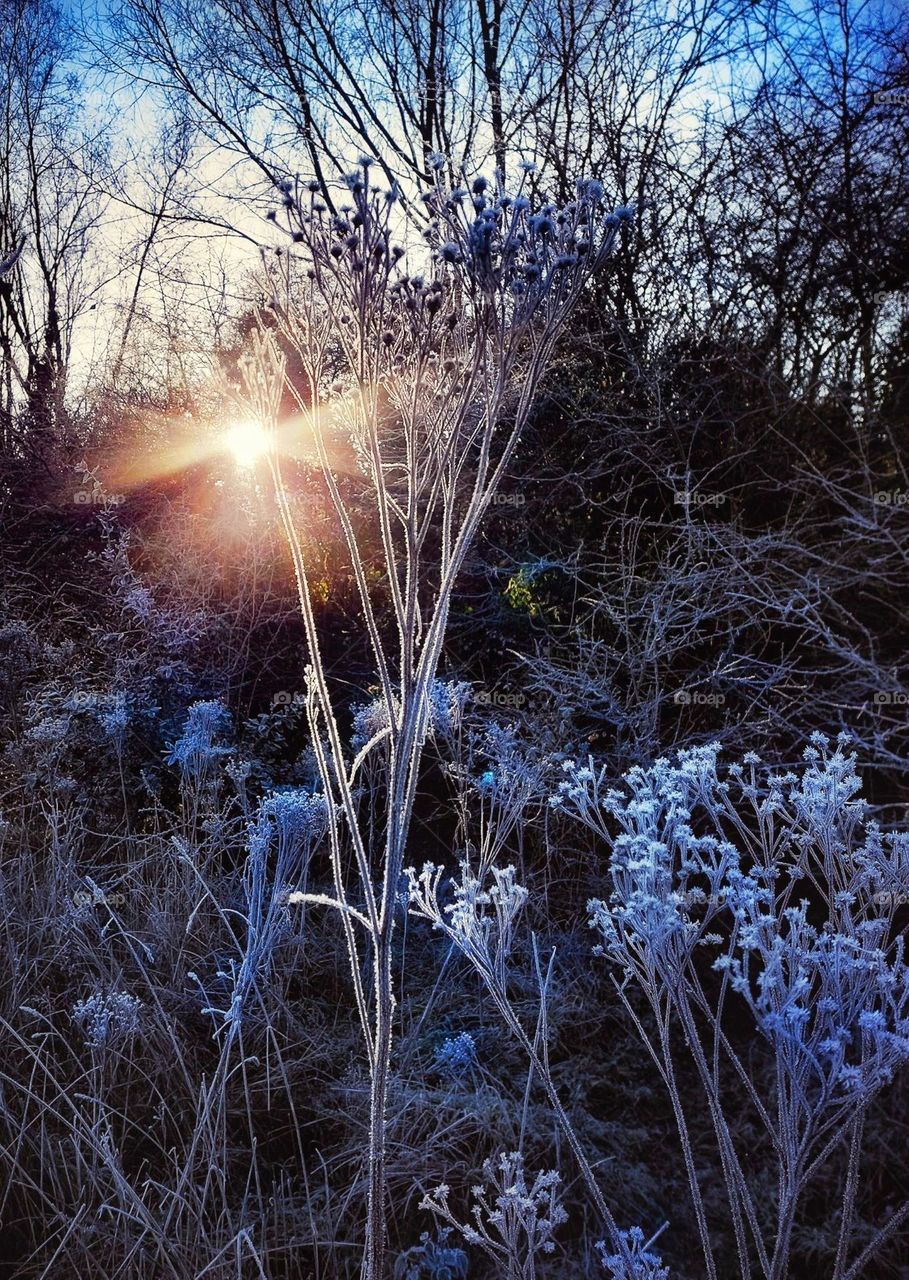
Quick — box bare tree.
[0,0,111,479]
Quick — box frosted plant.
[464,723,547,873]
[71,988,142,1049]
[164,698,233,836]
[164,699,233,786]
[351,694,398,752]
[434,1031,478,1081]
[212,787,329,1033]
[394,1230,468,1280]
[408,861,528,991]
[435,720,548,908]
[255,787,328,863]
[598,1226,670,1279]
[237,152,641,1279]
[557,733,909,1280]
[98,700,132,817]
[407,861,630,1261]
[98,703,130,750]
[427,679,471,748]
[421,1152,567,1280]
[26,715,70,747]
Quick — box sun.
[223,418,271,470]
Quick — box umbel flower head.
[420,1151,568,1270]
[422,163,642,305]
[566,735,909,1106]
[434,1030,478,1080]
[254,788,328,848]
[72,987,142,1049]
[262,154,643,382]
[407,861,528,989]
[598,1226,670,1279]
